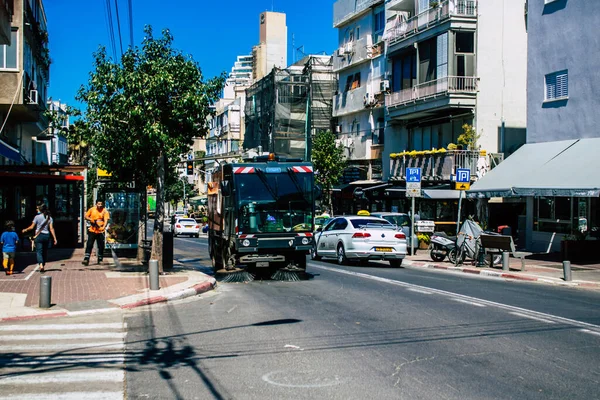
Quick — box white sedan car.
[311,216,408,267]
[173,218,200,237]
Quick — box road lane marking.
[1,356,126,367]
[0,392,123,400]
[579,329,600,337]
[0,342,124,352]
[407,288,433,295]
[310,263,600,333]
[0,370,124,384]
[0,323,125,331]
[509,312,556,324]
[451,298,486,307]
[0,332,126,341]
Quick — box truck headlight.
[302,238,310,245]
[242,239,250,247]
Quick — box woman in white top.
[23,203,57,273]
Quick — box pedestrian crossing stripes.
[0,319,127,399]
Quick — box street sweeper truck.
[207,153,316,281]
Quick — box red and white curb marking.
[402,259,600,288]
[1,279,217,322]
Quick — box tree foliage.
[76,26,224,185]
[458,124,481,150]
[76,26,225,269]
[311,130,346,213]
[165,175,195,207]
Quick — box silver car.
[311,216,407,267]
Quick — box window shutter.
[437,33,448,79]
[556,73,568,98]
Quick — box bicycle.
[454,232,501,267]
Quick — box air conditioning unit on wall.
[380,80,390,92]
[28,90,38,104]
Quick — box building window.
[455,32,474,53]
[374,11,385,32]
[545,70,568,101]
[345,72,361,92]
[0,29,18,70]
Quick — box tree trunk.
[151,151,166,273]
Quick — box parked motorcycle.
[429,232,458,263]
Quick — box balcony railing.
[334,0,384,27]
[389,150,504,181]
[333,85,368,117]
[386,0,477,45]
[386,76,478,108]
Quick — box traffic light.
[186,161,194,176]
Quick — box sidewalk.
[0,247,216,322]
[403,251,600,289]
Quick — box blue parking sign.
[456,168,470,183]
[406,168,421,183]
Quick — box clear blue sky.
[45,0,337,109]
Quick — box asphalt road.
[125,236,600,399]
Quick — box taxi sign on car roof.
[357,210,370,216]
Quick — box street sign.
[406,167,422,183]
[407,188,421,197]
[406,182,421,190]
[455,182,471,191]
[456,168,471,183]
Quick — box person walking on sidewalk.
[82,200,110,266]
[1,221,19,275]
[22,203,57,273]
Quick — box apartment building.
[0,0,12,45]
[331,0,528,219]
[46,99,69,165]
[471,0,600,255]
[0,0,84,247]
[0,0,50,166]
[332,0,387,187]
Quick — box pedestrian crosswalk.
[0,318,127,400]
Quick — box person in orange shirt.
[82,200,110,266]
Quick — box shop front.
[0,166,85,248]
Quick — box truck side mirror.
[221,181,232,197]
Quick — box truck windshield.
[236,172,314,234]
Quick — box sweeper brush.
[216,268,255,283]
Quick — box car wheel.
[337,244,347,265]
[195,234,200,238]
[389,259,403,268]
[311,244,321,261]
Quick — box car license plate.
[375,247,393,252]
[185,225,192,228]
[256,262,269,268]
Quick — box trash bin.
[162,226,173,270]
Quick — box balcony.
[334,0,384,28]
[389,150,503,181]
[385,0,477,47]
[334,37,383,72]
[333,85,369,117]
[386,76,477,119]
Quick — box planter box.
[561,240,599,264]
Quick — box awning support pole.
[456,190,463,236]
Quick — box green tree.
[77,26,225,270]
[311,130,346,213]
[165,175,196,208]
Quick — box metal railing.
[386,0,477,45]
[386,76,478,108]
[389,150,504,181]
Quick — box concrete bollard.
[149,259,160,290]
[563,260,572,282]
[502,252,510,271]
[39,275,52,309]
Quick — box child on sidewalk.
[1,221,19,275]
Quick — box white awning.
[469,138,600,198]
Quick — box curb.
[120,280,216,309]
[0,278,217,323]
[402,259,600,288]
